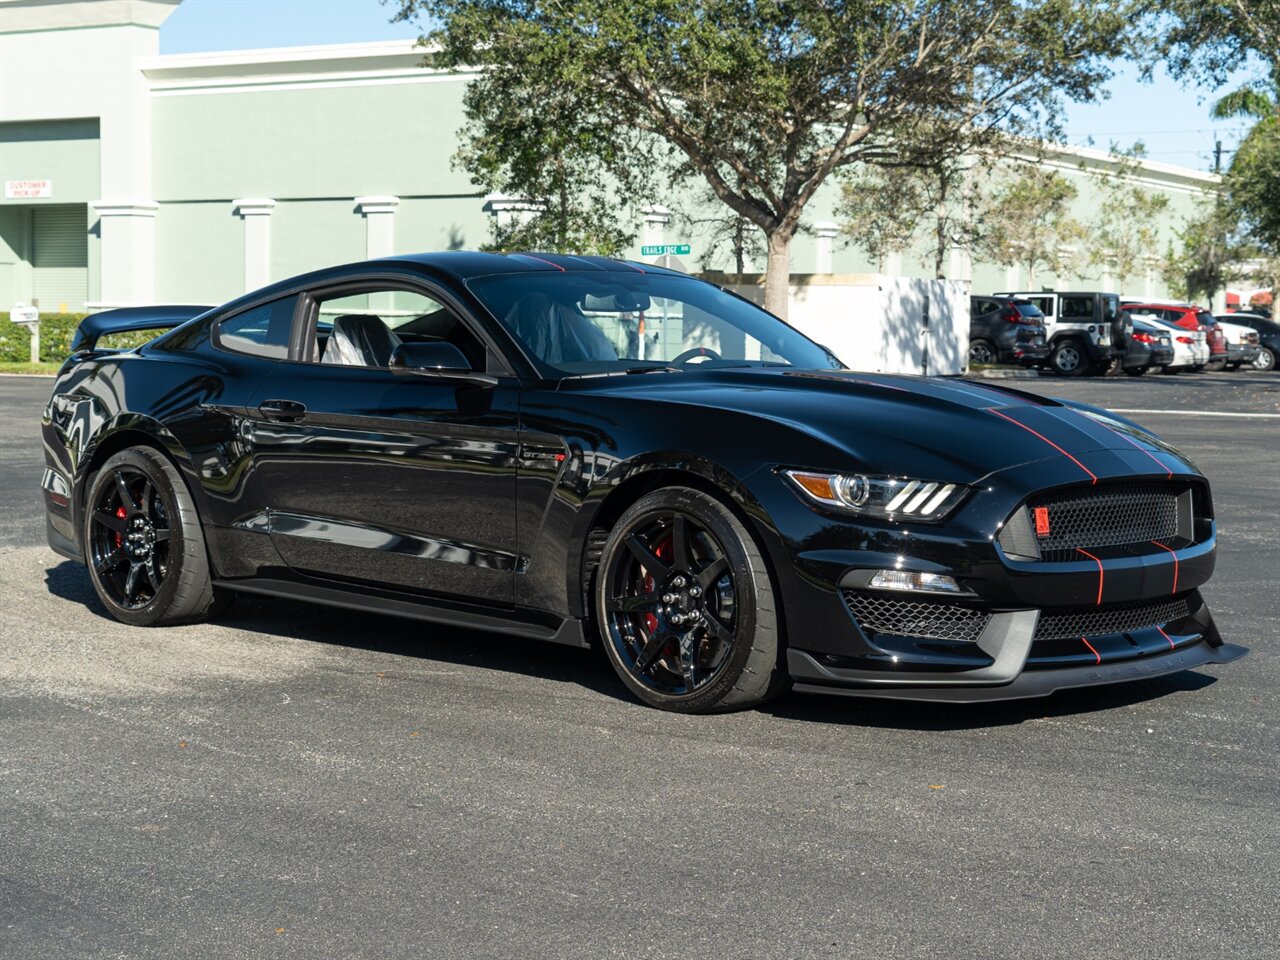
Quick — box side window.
[1061,296,1093,321]
[305,286,486,370]
[215,295,297,358]
[1027,296,1053,317]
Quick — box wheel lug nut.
[662,593,675,604]
[689,585,702,598]
[672,575,686,587]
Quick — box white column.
[948,245,972,283]
[1056,246,1077,292]
[642,205,672,249]
[814,221,839,274]
[233,199,276,294]
[355,196,401,259]
[89,201,158,307]
[1143,256,1160,299]
[884,251,904,278]
[483,193,543,230]
[1004,263,1020,291]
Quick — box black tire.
[1124,365,1148,377]
[83,446,230,626]
[968,338,998,366]
[1049,338,1088,377]
[1253,347,1277,371]
[1204,358,1227,372]
[593,486,783,713]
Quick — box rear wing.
[71,305,212,354]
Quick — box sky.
[159,0,1254,174]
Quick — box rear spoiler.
[71,304,212,354]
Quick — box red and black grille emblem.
[1033,506,1051,538]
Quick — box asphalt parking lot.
[2,370,1277,960]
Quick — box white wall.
[715,274,971,376]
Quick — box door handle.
[258,399,307,423]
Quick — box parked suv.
[993,290,1124,376]
[1124,302,1227,371]
[1220,312,1279,371]
[968,296,1049,366]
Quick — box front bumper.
[768,453,1246,702]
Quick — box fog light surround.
[868,570,965,594]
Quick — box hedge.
[0,312,169,364]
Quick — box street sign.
[641,243,691,256]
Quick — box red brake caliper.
[113,504,128,548]
[642,536,672,635]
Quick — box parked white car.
[1131,313,1206,371]
[1213,315,1262,369]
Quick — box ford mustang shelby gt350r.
[41,252,1246,712]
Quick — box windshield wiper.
[623,365,684,374]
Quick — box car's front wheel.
[594,486,783,712]
[83,447,229,626]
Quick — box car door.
[245,276,521,606]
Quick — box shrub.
[0,312,168,363]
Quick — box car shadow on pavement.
[45,559,1219,725]
[44,559,623,699]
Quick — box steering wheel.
[671,347,723,365]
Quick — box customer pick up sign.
[5,180,52,199]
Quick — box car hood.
[571,368,1187,484]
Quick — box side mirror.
[389,341,497,387]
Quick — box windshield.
[466,272,841,376]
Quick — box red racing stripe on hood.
[987,408,1098,484]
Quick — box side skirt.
[213,576,590,649]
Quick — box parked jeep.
[993,290,1125,376]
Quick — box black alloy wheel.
[84,447,228,626]
[968,339,997,366]
[88,464,172,610]
[594,487,782,712]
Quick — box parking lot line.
[1109,409,1280,420]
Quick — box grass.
[0,361,60,375]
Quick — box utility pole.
[1214,140,1223,174]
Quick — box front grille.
[844,591,990,644]
[1026,482,1185,561]
[1035,597,1190,642]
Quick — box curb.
[972,368,1041,379]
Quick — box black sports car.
[41,253,1246,712]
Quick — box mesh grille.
[844,592,990,644]
[1029,482,1182,561]
[1035,597,1190,642]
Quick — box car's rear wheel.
[84,447,229,626]
[1124,365,1149,376]
[1252,347,1275,371]
[1204,358,1227,372]
[594,486,782,712]
[1049,339,1088,377]
[968,338,997,366]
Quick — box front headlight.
[783,469,968,521]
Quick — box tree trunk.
[763,229,792,320]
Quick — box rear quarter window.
[215,296,298,359]
[1060,296,1093,320]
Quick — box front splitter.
[788,641,1249,703]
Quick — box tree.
[392,1,1135,318]
[1086,155,1170,289]
[976,165,1084,288]
[1162,200,1241,301]
[678,192,767,275]
[1214,84,1280,251]
[1157,1,1279,87]
[839,154,987,279]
